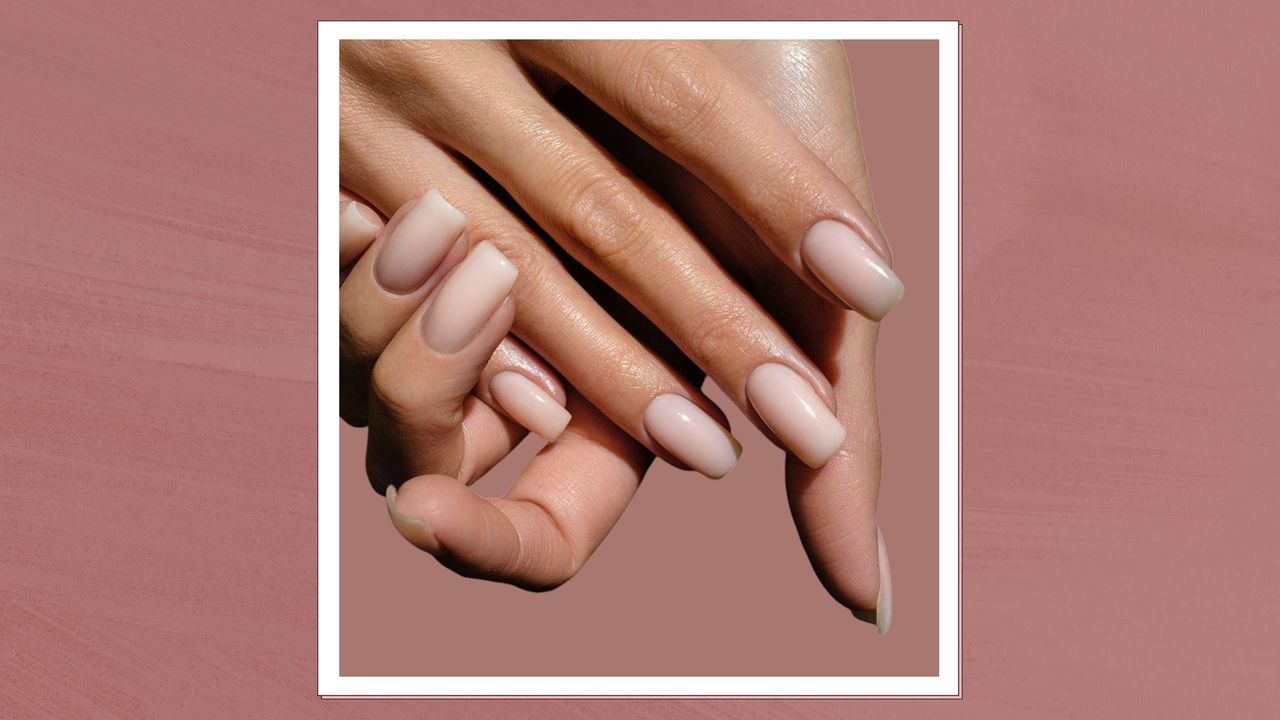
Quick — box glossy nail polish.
[746,363,846,468]
[490,371,571,442]
[801,219,904,320]
[374,188,467,294]
[643,394,740,479]
[420,241,518,353]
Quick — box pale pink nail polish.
[746,363,846,468]
[852,528,893,635]
[801,219,904,320]
[374,188,467,294]
[642,395,740,479]
[489,371,571,442]
[340,200,380,242]
[420,241,518,353]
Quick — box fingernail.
[801,219,904,320]
[746,363,846,468]
[420,241,518,353]
[642,394,740,479]
[489,371,571,442]
[374,188,468,294]
[385,484,440,554]
[340,200,381,240]
[851,528,893,635]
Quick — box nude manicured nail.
[386,484,440,554]
[852,528,893,635]
[340,199,380,241]
[490,371,571,442]
[420,241,518,353]
[374,188,467,293]
[746,363,846,468]
[801,219,904,320]
[643,395,740,479]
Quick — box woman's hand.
[340,41,902,629]
[556,40,896,631]
[682,40,895,632]
[340,199,655,590]
[340,40,905,477]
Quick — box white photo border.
[318,20,961,698]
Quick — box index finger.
[513,40,905,320]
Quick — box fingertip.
[849,528,891,635]
[339,198,383,267]
[391,475,496,560]
[385,481,441,554]
[489,370,572,443]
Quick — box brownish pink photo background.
[338,39,941,678]
[3,1,1278,718]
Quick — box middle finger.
[403,41,848,468]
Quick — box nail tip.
[850,608,889,635]
[705,458,737,480]
[538,410,572,443]
[340,199,380,237]
[874,277,906,321]
[385,484,440,553]
[474,240,520,282]
[801,220,904,321]
[800,433,845,468]
[643,394,739,481]
[491,371,569,443]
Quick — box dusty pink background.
[3,1,1278,718]
[338,39,940,678]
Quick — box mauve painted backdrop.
[2,1,1278,719]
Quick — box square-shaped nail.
[801,219,904,320]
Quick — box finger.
[339,188,469,426]
[366,241,522,491]
[385,390,652,591]
[515,40,905,320]
[409,339,571,485]
[477,338,570,443]
[608,121,889,626]
[338,87,739,478]
[606,40,889,627]
[786,339,889,633]
[399,46,845,469]
[339,191,383,272]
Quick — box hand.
[340,198,657,590]
[549,40,895,630]
[340,40,905,478]
[341,41,903,629]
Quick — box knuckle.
[683,298,760,367]
[625,41,726,144]
[462,216,547,294]
[754,148,829,223]
[464,215,533,265]
[368,354,453,432]
[368,356,410,417]
[557,163,649,269]
[338,303,376,368]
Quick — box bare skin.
[339,41,896,630]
